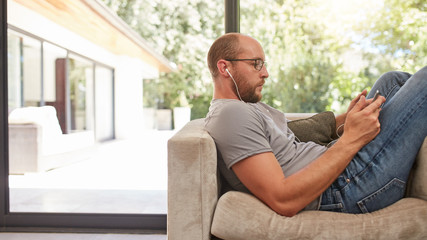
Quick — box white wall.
[114,56,159,139]
[8,0,160,139]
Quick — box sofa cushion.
[288,111,338,146]
[212,191,427,240]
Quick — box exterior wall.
[114,55,159,139]
[8,0,160,139]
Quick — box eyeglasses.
[225,59,266,71]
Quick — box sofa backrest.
[8,106,62,140]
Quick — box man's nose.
[261,65,269,78]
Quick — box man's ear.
[217,59,229,77]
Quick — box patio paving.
[8,130,175,214]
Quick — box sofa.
[167,117,427,240]
[8,106,95,174]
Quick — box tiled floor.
[8,130,175,214]
[0,232,166,240]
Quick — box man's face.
[232,37,269,103]
[234,67,266,103]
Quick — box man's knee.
[383,70,411,80]
[419,65,427,72]
[415,65,427,77]
[379,70,412,86]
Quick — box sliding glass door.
[1,0,166,231]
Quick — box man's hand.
[340,94,386,149]
[335,90,368,136]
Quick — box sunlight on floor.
[8,130,175,214]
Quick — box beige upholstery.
[167,119,427,240]
[8,106,95,173]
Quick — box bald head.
[207,33,260,79]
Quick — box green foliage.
[102,0,223,118]
[240,0,349,113]
[103,0,427,116]
[241,0,426,113]
[353,0,427,73]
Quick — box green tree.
[102,0,223,119]
[330,0,427,112]
[241,0,349,113]
[354,0,427,73]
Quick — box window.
[43,42,67,105]
[7,31,21,110]
[7,32,42,110]
[68,54,94,132]
[22,37,42,107]
[240,0,427,113]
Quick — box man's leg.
[321,66,427,213]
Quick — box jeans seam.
[383,83,399,100]
[382,91,427,153]
[356,178,406,213]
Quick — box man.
[204,32,427,217]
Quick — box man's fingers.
[352,95,368,112]
[365,96,386,112]
[354,90,367,103]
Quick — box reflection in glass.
[7,32,42,111]
[43,42,67,104]
[68,55,94,132]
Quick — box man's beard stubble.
[234,73,264,103]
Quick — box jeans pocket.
[357,178,406,213]
[319,203,343,212]
[319,190,345,212]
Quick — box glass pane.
[43,42,67,103]
[7,32,21,111]
[7,32,42,110]
[68,54,94,132]
[240,0,427,113]
[22,37,42,107]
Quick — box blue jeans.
[320,66,427,214]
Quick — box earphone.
[225,69,244,102]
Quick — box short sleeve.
[205,102,272,169]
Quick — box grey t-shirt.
[204,99,328,210]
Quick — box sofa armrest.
[167,119,218,240]
[8,124,42,173]
[407,137,427,200]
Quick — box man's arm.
[232,94,385,217]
